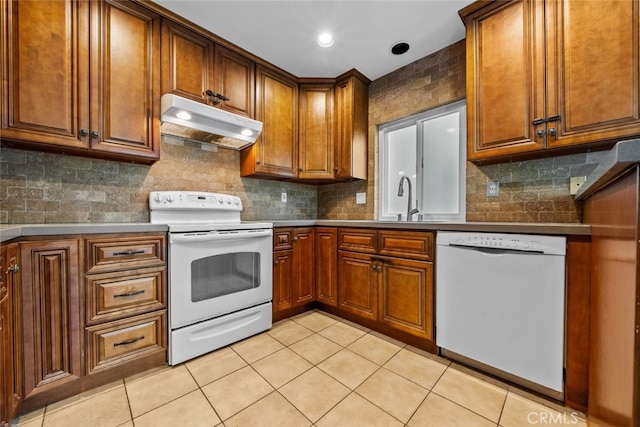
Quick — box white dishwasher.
[436,231,566,399]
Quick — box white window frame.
[378,100,466,222]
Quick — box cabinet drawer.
[274,229,292,251]
[338,229,377,253]
[86,234,166,273]
[378,230,433,261]
[86,267,166,325]
[86,311,166,374]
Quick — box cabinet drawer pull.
[112,250,146,256]
[113,289,145,298]
[532,118,545,126]
[547,115,561,123]
[113,336,145,347]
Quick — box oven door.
[168,228,272,328]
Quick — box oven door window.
[191,252,261,302]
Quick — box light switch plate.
[356,192,366,204]
[281,192,287,203]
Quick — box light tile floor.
[13,310,587,427]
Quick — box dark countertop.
[1,219,591,243]
[575,138,640,200]
[271,220,591,236]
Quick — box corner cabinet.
[335,70,369,180]
[462,0,640,162]
[241,66,299,178]
[161,19,255,118]
[298,81,335,180]
[337,229,435,349]
[0,0,161,163]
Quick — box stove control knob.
[225,197,232,204]
[166,195,175,203]
[154,193,164,203]
[233,199,240,206]
[217,197,224,204]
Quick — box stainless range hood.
[160,94,263,150]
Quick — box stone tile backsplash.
[0,138,317,224]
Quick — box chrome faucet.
[397,175,419,221]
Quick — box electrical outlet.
[356,192,366,204]
[570,176,587,196]
[487,181,499,197]
[281,192,287,203]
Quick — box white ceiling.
[153,0,473,81]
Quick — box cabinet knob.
[80,128,89,137]
[256,160,261,165]
[6,265,19,274]
[274,260,279,265]
[536,129,545,137]
[547,128,557,136]
[91,131,99,138]
[334,167,338,172]
[292,236,298,242]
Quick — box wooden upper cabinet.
[335,70,369,180]
[462,0,640,162]
[241,66,298,178]
[214,45,255,118]
[546,0,640,148]
[1,0,161,163]
[161,19,214,103]
[89,0,161,161]
[298,82,335,180]
[1,0,89,150]
[462,0,545,160]
[161,21,255,118]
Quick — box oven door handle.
[170,229,272,243]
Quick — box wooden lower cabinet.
[20,239,82,409]
[272,228,316,321]
[336,229,435,346]
[315,228,338,307]
[0,244,21,427]
[1,233,167,421]
[379,257,433,340]
[338,251,378,320]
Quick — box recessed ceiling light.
[390,41,410,55]
[317,33,334,48]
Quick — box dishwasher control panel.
[437,232,566,255]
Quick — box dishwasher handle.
[448,244,545,255]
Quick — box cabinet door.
[291,228,315,306]
[20,240,82,398]
[0,243,24,419]
[379,257,433,340]
[0,246,8,426]
[299,83,334,180]
[161,19,214,103]
[335,72,368,180]
[463,0,546,160]
[316,228,338,307]
[242,66,298,178]
[338,251,377,321]
[89,0,160,161]
[273,250,293,313]
[1,0,89,149]
[546,0,640,148]
[214,45,255,118]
